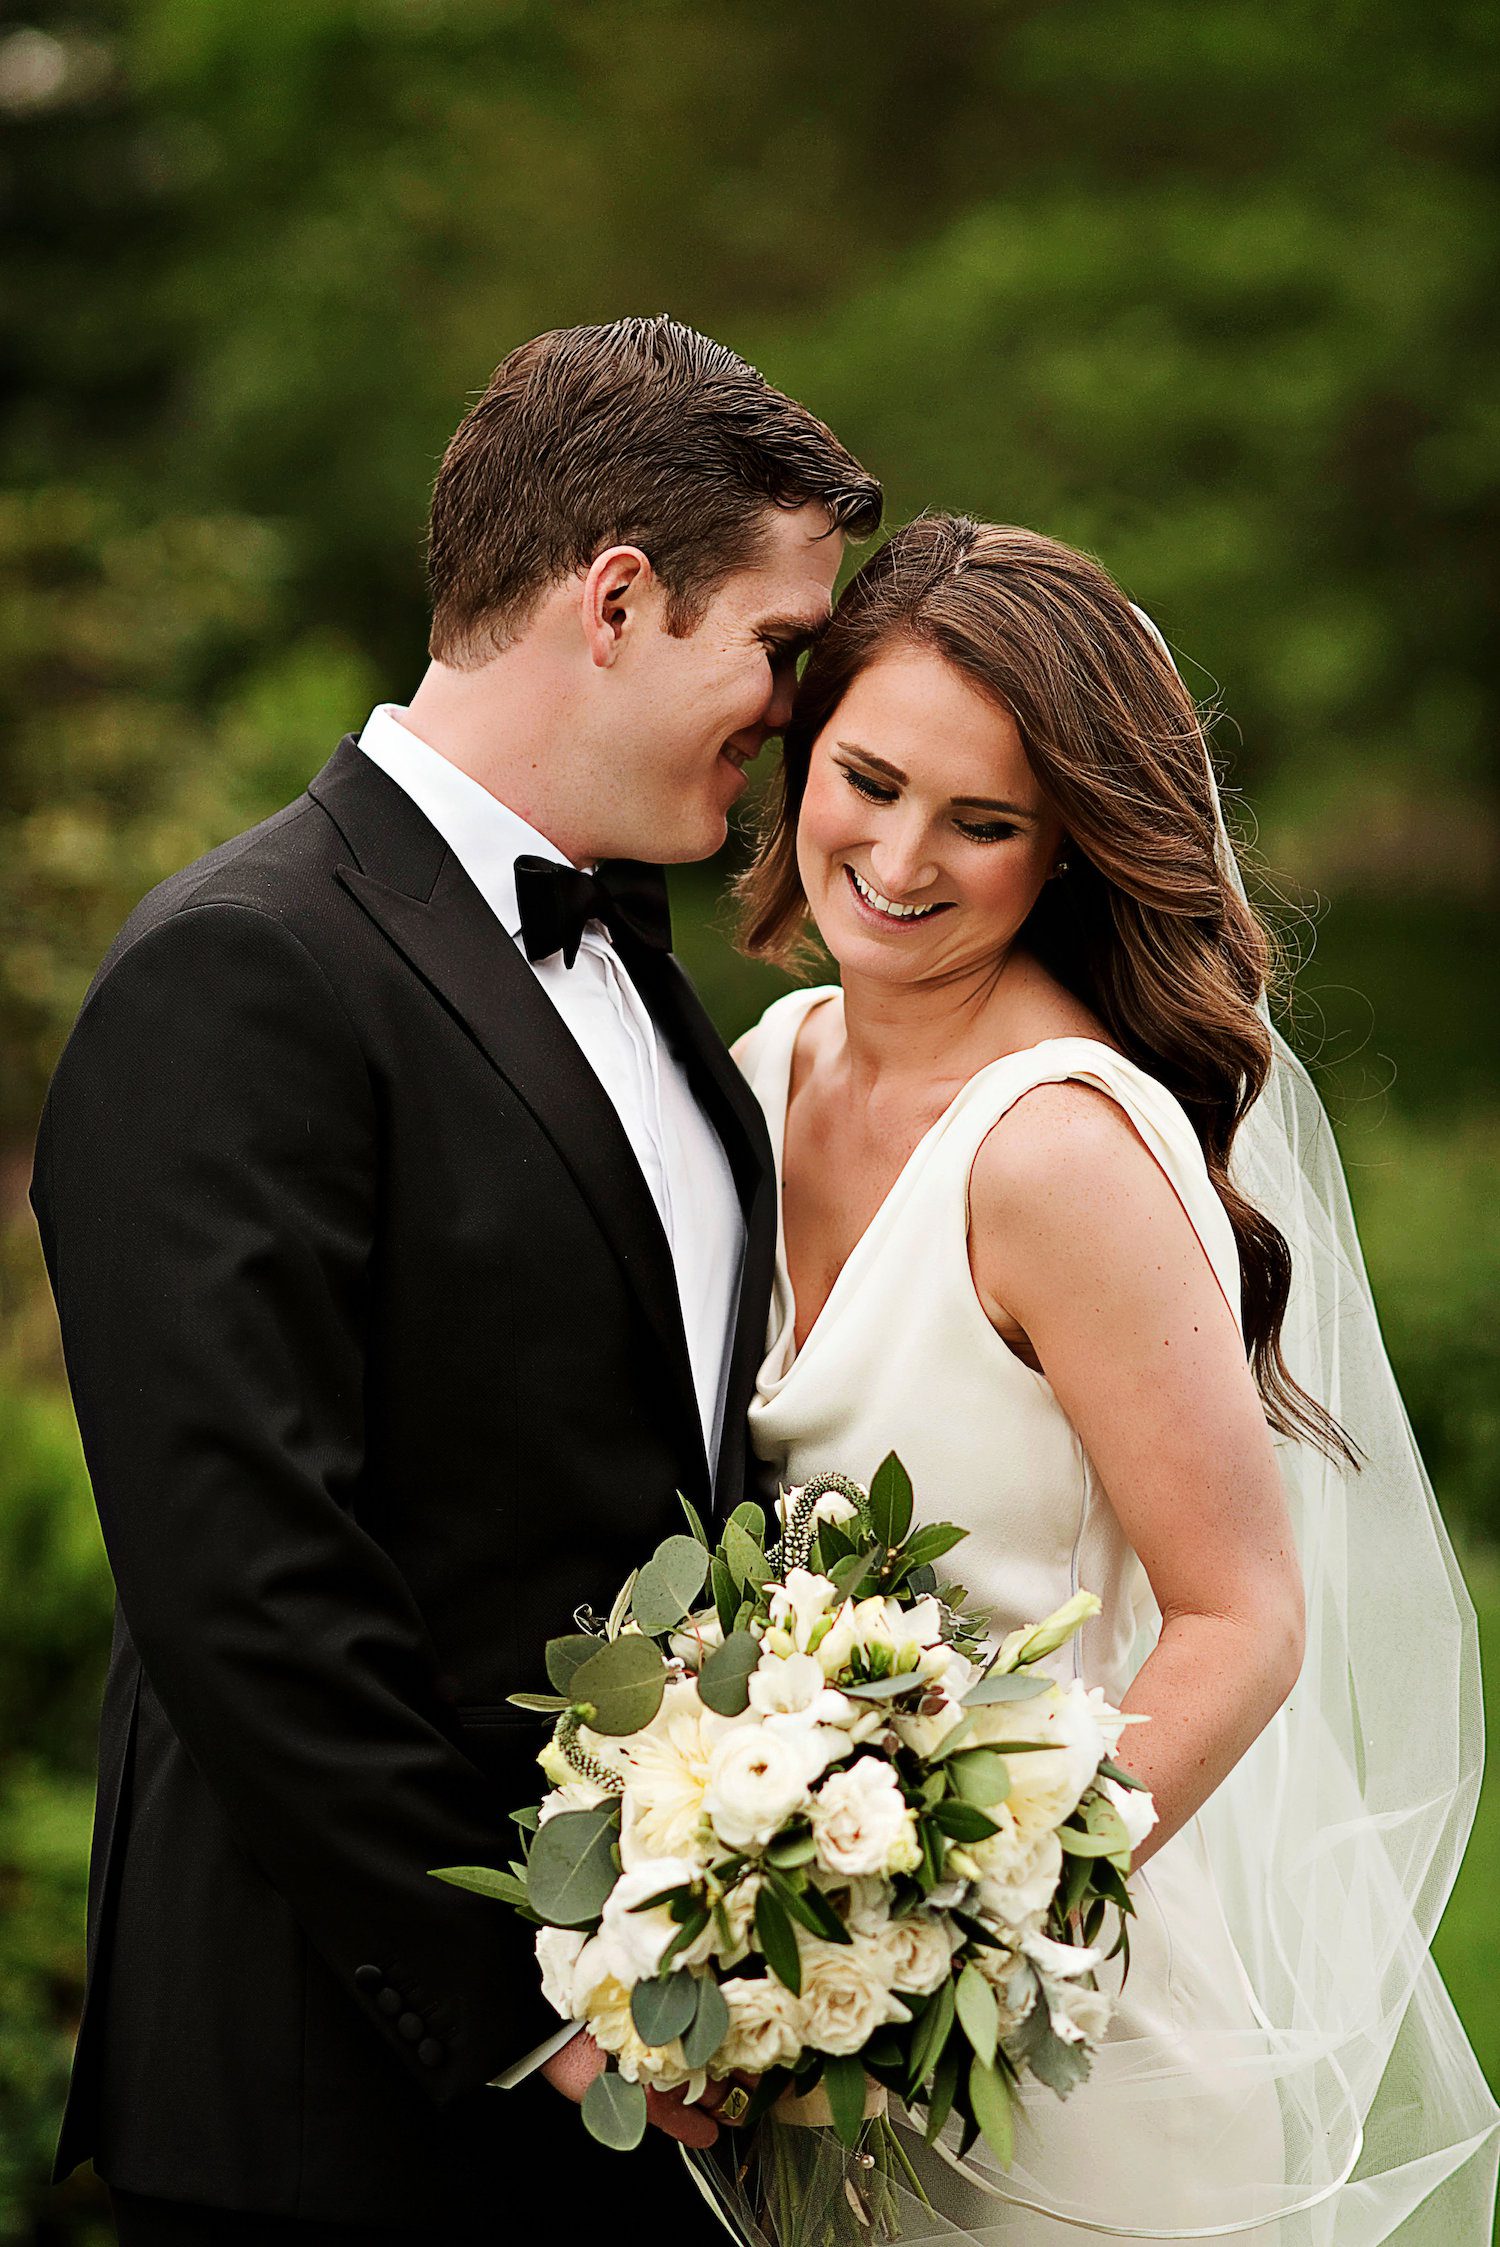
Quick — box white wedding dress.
[736,982,1498,2244]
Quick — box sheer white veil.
[880,613,1499,2245]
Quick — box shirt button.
[417,2038,445,2067]
[398,2012,425,2042]
[353,1966,382,1994]
[377,1988,403,2018]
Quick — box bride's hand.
[541,2029,733,2147]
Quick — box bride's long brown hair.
[737,514,1353,1463]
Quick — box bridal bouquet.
[435,1458,1155,2244]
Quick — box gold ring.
[719,2084,750,2125]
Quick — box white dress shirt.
[358,705,746,2091]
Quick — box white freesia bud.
[704,1724,823,1850]
[994,1590,1102,1672]
[810,1757,921,1878]
[1099,1772,1158,1852]
[749,1650,851,1724]
[768,1568,840,1652]
[798,1935,912,2056]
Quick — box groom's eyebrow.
[756,609,831,648]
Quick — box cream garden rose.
[717,1973,804,2074]
[798,1934,912,2056]
[810,1756,921,1878]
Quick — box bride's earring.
[1050,854,1072,880]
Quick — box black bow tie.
[513,854,673,970]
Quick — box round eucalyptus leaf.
[582,2069,648,2152]
[633,1534,710,1637]
[630,1971,698,2047]
[682,1973,731,2068]
[571,1632,668,1735]
[524,1804,619,1927]
[545,1633,603,1694]
[697,1628,760,1716]
[947,1748,1012,1807]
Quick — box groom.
[32,316,881,2243]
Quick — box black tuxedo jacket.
[30,737,777,2224]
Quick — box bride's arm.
[967,1081,1305,1872]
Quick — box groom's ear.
[580,544,655,668]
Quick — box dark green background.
[1,3,1495,2238]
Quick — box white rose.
[594,1857,703,1988]
[872,1911,958,1995]
[1098,1773,1158,1853]
[810,1758,921,1878]
[970,1823,1064,1931]
[705,1722,822,1850]
[798,1935,911,2056]
[535,1924,588,2018]
[716,1974,805,2074]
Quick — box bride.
[730,517,1498,2243]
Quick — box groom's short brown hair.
[427,316,882,664]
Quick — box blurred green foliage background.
[0,1,1495,2238]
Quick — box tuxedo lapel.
[625,941,778,1516]
[309,741,708,1489]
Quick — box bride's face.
[795,642,1065,986]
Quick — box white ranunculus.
[704,1722,822,1850]
[872,1910,958,1995]
[616,1677,731,1867]
[535,1924,588,2018]
[716,1973,805,2074]
[1098,1772,1158,1852]
[594,1856,703,1988]
[810,1756,922,1878]
[798,1935,911,2056]
[768,1568,840,1653]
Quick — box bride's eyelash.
[840,764,1018,844]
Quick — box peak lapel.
[309,744,709,1492]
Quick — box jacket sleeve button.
[417,2038,445,2067]
[354,1965,382,1993]
[398,2012,425,2042]
[377,1988,403,2017]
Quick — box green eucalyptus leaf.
[679,1493,711,1548]
[947,1749,1012,1808]
[723,1520,771,1591]
[506,1691,572,1713]
[869,1453,914,1547]
[822,2052,869,2150]
[582,2070,648,2152]
[570,1633,667,1736]
[630,1971,697,2047]
[524,1805,619,1927]
[1058,1825,1124,1858]
[727,1500,767,1541]
[961,1670,1054,1708]
[545,1635,602,1695]
[682,1973,731,2068]
[697,1629,761,1716]
[429,1863,518,1902]
[955,1961,1000,2069]
[632,1535,711,1636]
[842,1672,925,1702]
[968,2056,1014,2168]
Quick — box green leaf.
[1010,1991,1092,2095]
[946,1749,1012,1807]
[544,1635,602,1694]
[955,1961,999,2069]
[632,1535,711,1637]
[842,1672,924,1702]
[932,1799,1000,1842]
[901,1521,969,1569]
[929,1714,978,1762]
[723,1520,771,1591]
[697,1629,761,1717]
[766,1828,817,1869]
[727,1500,766,1541]
[924,2034,963,2144]
[582,2070,648,2151]
[755,1884,802,1994]
[869,1453,914,1547]
[570,1633,667,1736]
[661,1907,711,1971]
[951,1909,1006,1952]
[510,1803,540,1832]
[1096,1755,1149,1792]
[968,2056,1014,2168]
[822,2053,869,2150]
[711,1555,738,1638]
[679,1493,711,1548]
[682,1973,731,2069]
[506,1691,571,1713]
[767,1868,850,1944]
[430,1863,522,1904]
[631,1971,697,2046]
[1057,1825,1123,1858]
[961,1669,1054,1708]
[606,1570,637,1640]
[828,1548,880,1600]
[905,1977,955,2095]
[524,1805,619,1927]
